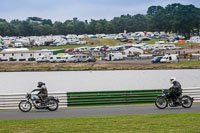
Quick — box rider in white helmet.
[169,77,182,104]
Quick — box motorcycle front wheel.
[155,97,168,109]
[19,100,32,112]
[181,96,193,108]
[47,99,59,111]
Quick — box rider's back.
[38,85,48,95]
[171,81,182,94]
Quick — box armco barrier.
[67,88,200,106]
[67,89,162,106]
[182,88,200,102]
[0,88,199,109]
[0,92,67,109]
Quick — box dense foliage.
[0,3,199,38]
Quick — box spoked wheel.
[155,97,168,109]
[181,96,193,108]
[47,99,59,111]
[19,100,32,112]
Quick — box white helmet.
[170,77,176,84]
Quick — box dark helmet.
[170,77,176,84]
[37,82,44,87]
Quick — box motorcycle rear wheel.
[155,97,168,109]
[181,96,193,108]
[19,100,32,112]
[47,99,59,111]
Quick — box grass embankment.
[93,60,200,70]
[0,113,200,133]
[1,60,200,72]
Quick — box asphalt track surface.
[0,104,199,120]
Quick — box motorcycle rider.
[32,82,48,105]
[169,77,182,105]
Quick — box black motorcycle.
[155,89,193,109]
[19,92,59,112]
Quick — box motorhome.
[160,54,179,63]
[105,52,126,61]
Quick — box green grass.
[28,38,124,50]
[0,113,200,133]
[167,60,200,68]
[29,44,87,50]
[141,39,168,44]
[175,43,200,49]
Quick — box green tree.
[53,21,67,35]
[0,22,10,36]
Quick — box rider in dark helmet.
[169,77,182,105]
[32,82,48,105]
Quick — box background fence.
[0,88,199,109]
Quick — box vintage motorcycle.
[19,92,59,112]
[155,89,193,109]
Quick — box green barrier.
[67,89,162,106]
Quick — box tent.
[124,47,143,55]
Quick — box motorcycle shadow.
[19,109,60,113]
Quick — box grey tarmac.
[0,104,199,120]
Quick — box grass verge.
[1,60,200,72]
[0,113,200,133]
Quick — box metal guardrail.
[0,88,199,109]
[182,87,200,102]
[0,92,67,109]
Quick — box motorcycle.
[155,89,193,109]
[19,92,59,112]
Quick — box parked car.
[152,56,163,63]
[87,56,96,62]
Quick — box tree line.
[0,3,199,39]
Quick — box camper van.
[105,52,126,61]
[74,54,96,62]
[49,55,65,63]
[36,55,49,62]
[160,54,179,63]
[62,55,76,62]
